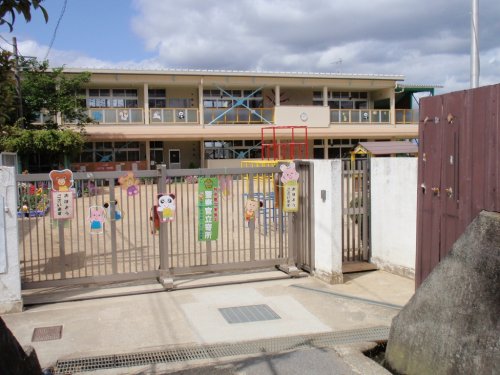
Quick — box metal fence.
[341,159,370,262]
[17,165,298,288]
[292,161,314,272]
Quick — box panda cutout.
[157,194,176,223]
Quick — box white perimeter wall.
[0,167,22,313]
[311,160,343,284]
[370,158,417,278]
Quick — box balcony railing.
[330,109,391,124]
[150,108,199,124]
[88,108,144,124]
[204,108,274,125]
[395,109,419,124]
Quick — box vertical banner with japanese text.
[198,177,219,241]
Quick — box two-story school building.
[53,68,436,172]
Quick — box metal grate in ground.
[219,304,281,324]
[53,326,389,374]
[32,325,63,342]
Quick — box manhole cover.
[219,304,281,324]
[32,325,63,342]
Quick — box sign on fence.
[198,177,219,241]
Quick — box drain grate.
[219,304,281,324]
[32,325,63,342]
[53,326,390,374]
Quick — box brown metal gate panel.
[342,159,370,263]
[293,161,314,272]
[417,84,500,287]
[18,166,295,288]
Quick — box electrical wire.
[44,0,68,60]
[0,34,14,45]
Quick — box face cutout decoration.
[118,172,140,196]
[49,169,74,192]
[88,206,106,234]
[244,198,263,223]
[280,162,299,185]
[157,194,176,222]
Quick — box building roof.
[396,83,443,89]
[354,141,418,155]
[63,67,405,81]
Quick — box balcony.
[395,109,419,124]
[203,108,274,125]
[331,109,391,124]
[150,108,199,124]
[88,108,144,124]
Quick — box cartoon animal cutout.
[49,169,74,192]
[218,175,232,197]
[118,171,140,196]
[280,162,299,184]
[245,198,263,223]
[88,206,107,234]
[157,194,176,222]
[103,200,122,221]
[150,206,160,234]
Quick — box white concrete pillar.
[311,160,343,284]
[199,80,204,125]
[275,85,280,106]
[144,83,150,125]
[323,86,328,107]
[0,167,22,313]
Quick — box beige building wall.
[164,141,200,169]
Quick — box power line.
[0,34,14,46]
[44,0,68,60]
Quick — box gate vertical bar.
[362,160,369,261]
[248,172,255,261]
[58,220,66,279]
[109,178,118,274]
[157,165,173,288]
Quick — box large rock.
[0,317,42,375]
[385,211,500,375]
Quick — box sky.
[1,0,499,94]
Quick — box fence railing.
[330,109,390,124]
[88,108,144,124]
[204,108,274,124]
[17,166,294,287]
[395,109,419,124]
[150,108,199,124]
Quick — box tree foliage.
[18,57,91,128]
[0,54,91,170]
[0,50,16,126]
[0,0,48,31]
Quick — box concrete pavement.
[1,270,414,374]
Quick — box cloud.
[0,37,163,70]
[2,0,498,95]
[130,0,499,92]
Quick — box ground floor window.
[312,138,368,159]
[204,140,262,159]
[77,142,143,163]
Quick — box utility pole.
[470,0,479,88]
[12,37,24,126]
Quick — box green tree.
[0,0,48,31]
[0,50,16,126]
[19,57,91,128]
[0,55,92,171]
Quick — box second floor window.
[313,91,368,109]
[87,89,138,108]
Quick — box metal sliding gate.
[17,165,311,289]
[341,159,371,263]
